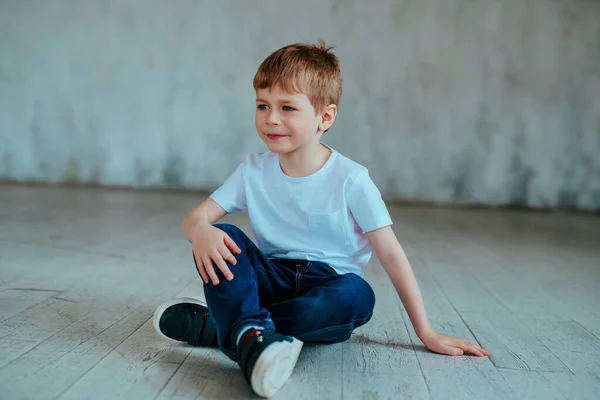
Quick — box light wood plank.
[500,370,600,400]
[0,338,38,369]
[423,262,508,314]
[523,319,600,356]
[463,233,600,322]
[342,372,431,400]
[458,311,570,373]
[0,288,58,322]
[56,281,207,399]
[552,350,600,380]
[343,316,421,374]
[58,319,190,400]
[0,305,157,400]
[426,258,590,376]
[0,277,194,399]
[155,347,251,400]
[276,343,343,400]
[0,296,89,343]
[425,261,577,374]
[399,264,515,400]
[0,349,103,400]
[27,305,151,355]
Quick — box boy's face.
[255,86,335,154]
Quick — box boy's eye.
[257,104,268,110]
[282,106,295,111]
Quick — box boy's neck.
[278,143,332,178]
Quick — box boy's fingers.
[218,244,237,265]
[224,235,242,254]
[196,262,209,284]
[460,340,484,356]
[442,345,463,356]
[465,344,484,356]
[193,251,209,284]
[211,251,233,281]
[202,257,220,285]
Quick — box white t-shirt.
[210,144,393,276]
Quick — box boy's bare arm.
[182,197,228,242]
[366,226,490,357]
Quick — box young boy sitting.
[153,41,489,398]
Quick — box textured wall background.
[1,0,599,211]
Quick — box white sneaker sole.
[250,337,303,398]
[152,297,207,342]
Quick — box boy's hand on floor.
[192,225,242,285]
[419,329,490,357]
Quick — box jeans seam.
[295,262,300,297]
[296,261,311,297]
[295,313,373,339]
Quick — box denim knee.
[213,223,242,235]
[343,273,376,318]
[213,223,246,245]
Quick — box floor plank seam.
[0,236,151,264]
[425,264,516,383]
[441,275,577,378]
[53,343,119,399]
[151,348,194,400]
[495,366,575,373]
[398,303,433,398]
[519,329,577,376]
[0,291,59,323]
[0,306,92,371]
[52,296,80,304]
[573,319,600,342]
[55,314,155,399]
[426,266,494,353]
[2,287,60,293]
[94,309,138,338]
[462,266,514,314]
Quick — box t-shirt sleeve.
[209,162,247,214]
[347,169,393,233]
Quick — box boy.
[153,41,489,398]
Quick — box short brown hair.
[253,40,342,113]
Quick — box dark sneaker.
[237,328,303,398]
[152,297,218,347]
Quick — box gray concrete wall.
[1,0,599,211]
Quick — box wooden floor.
[0,185,599,400]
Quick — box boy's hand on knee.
[192,225,242,285]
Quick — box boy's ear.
[318,104,337,133]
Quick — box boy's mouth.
[266,134,287,140]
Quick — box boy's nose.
[267,111,281,125]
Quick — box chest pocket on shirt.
[308,209,351,252]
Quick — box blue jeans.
[194,223,376,361]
